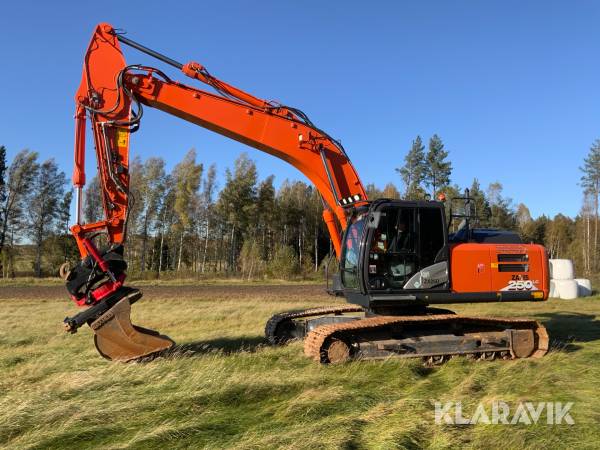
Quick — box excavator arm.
[63,23,367,360]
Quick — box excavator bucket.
[90,293,175,362]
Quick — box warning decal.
[116,128,129,147]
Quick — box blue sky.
[0,1,598,218]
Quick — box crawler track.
[265,305,365,344]
[304,314,549,364]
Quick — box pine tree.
[424,134,452,197]
[216,153,258,270]
[275,180,311,267]
[545,214,575,259]
[529,215,550,245]
[396,136,426,199]
[257,175,276,262]
[580,139,600,270]
[469,178,491,227]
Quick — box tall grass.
[0,285,598,449]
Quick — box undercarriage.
[65,285,548,364]
[266,306,548,364]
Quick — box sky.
[0,0,598,219]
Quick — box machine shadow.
[167,335,267,358]
[537,312,600,352]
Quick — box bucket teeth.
[90,292,174,362]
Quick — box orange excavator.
[63,23,549,363]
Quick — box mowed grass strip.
[0,284,599,449]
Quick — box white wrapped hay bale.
[554,279,578,299]
[575,278,592,297]
[549,259,574,280]
[549,280,560,298]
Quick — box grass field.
[0,284,599,449]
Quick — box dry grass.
[0,284,599,449]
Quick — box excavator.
[62,23,549,364]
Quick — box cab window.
[368,207,417,289]
[340,215,365,289]
[419,207,445,267]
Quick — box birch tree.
[138,157,167,271]
[173,149,203,271]
[0,150,39,257]
[200,164,217,272]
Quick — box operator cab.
[340,199,449,307]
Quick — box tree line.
[1,135,599,281]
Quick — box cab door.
[340,213,366,290]
[365,204,418,290]
[365,202,448,292]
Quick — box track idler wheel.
[322,338,352,364]
[90,294,175,362]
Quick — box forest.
[0,134,599,282]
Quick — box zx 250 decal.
[501,280,539,291]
